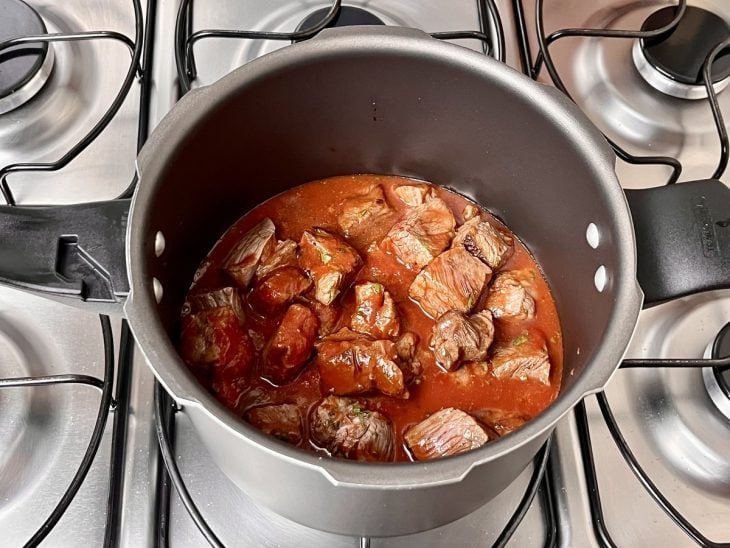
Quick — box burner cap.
[703,323,730,421]
[293,6,385,43]
[633,6,730,100]
[0,0,54,115]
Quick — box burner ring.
[632,5,730,100]
[632,40,730,100]
[703,322,730,422]
[0,0,55,115]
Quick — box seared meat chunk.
[315,329,410,398]
[250,266,312,314]
[224,218,277,288]
[430,310,494,371]
[473,408,529,438]
[490,335,551,385]
[337,185,395,247]
[263,304,319,385]
[256,239,298,279]
[381,196,456,269]
[453,215,514,270]
[350,281,401,339]
[299,228,362,305]
[393,184,433,207]
[409,247,492,319]
[310,396,395,461]
[245,403,303,444]
[394,331,421,383]
[180,288,250,368]
[405,408,489,461]
[299,296,342,337]
[486,270,535,320]
[180,288,254,409]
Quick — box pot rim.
[126,26,643,488]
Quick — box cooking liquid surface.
[186,175,562,461]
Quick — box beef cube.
[224,218,277,288]
[452,215,514,270]
[394,331,421,383]
[310,396,395,461]
[486,270,535,320]
[337,185,395,247]
[473,409,529,438]
[299,296,342,337]
[315,329,409,398]
[299,228,362,305]
[381,196,456,270]
[263,304,319,385]
[430,310,494,371]
[404,408,489,461]
[350,281,401,339]
[256,239,298,279]
[245,403,303,444]
[449,361,491,387]
[490,335,551,385]
[181,288,254,410]
[250,266,312,314]
[393,184,433,207]
[409,247,492,319]
[180,288,250,370]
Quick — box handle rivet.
[154,231,166,257]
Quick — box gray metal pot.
[1,26,728,537]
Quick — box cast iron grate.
[155,2,561,546]
[0,0,147,206]
[510,0,730,545]
[0,0,155,544]
[523,0,730,185]
[173,0,505,94]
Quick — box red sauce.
[182,175,563,462]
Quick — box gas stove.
[0,1,728,546]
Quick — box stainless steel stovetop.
[0,1,728,546]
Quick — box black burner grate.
[511,2,730,545]
[0,0,155,544]
[0,0,147,206]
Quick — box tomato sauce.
[183,174,563,462]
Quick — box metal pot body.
[125,27,642,536]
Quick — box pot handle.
[625,179,730,307]
[0,199,130,312]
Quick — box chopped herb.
[467,294,475,309]
[351,402,369,418]
[359,209,370,218]
[512,333,529,346]
[372,283,383,294]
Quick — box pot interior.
[135,30,636,419]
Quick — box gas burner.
[703,322,730,421]
[632,5,730,100]
[0,0,54,115]
[294,5,385,42]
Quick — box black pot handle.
[0,199,130,305]
[625,179,730,307]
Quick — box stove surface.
[0,0,144,545]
